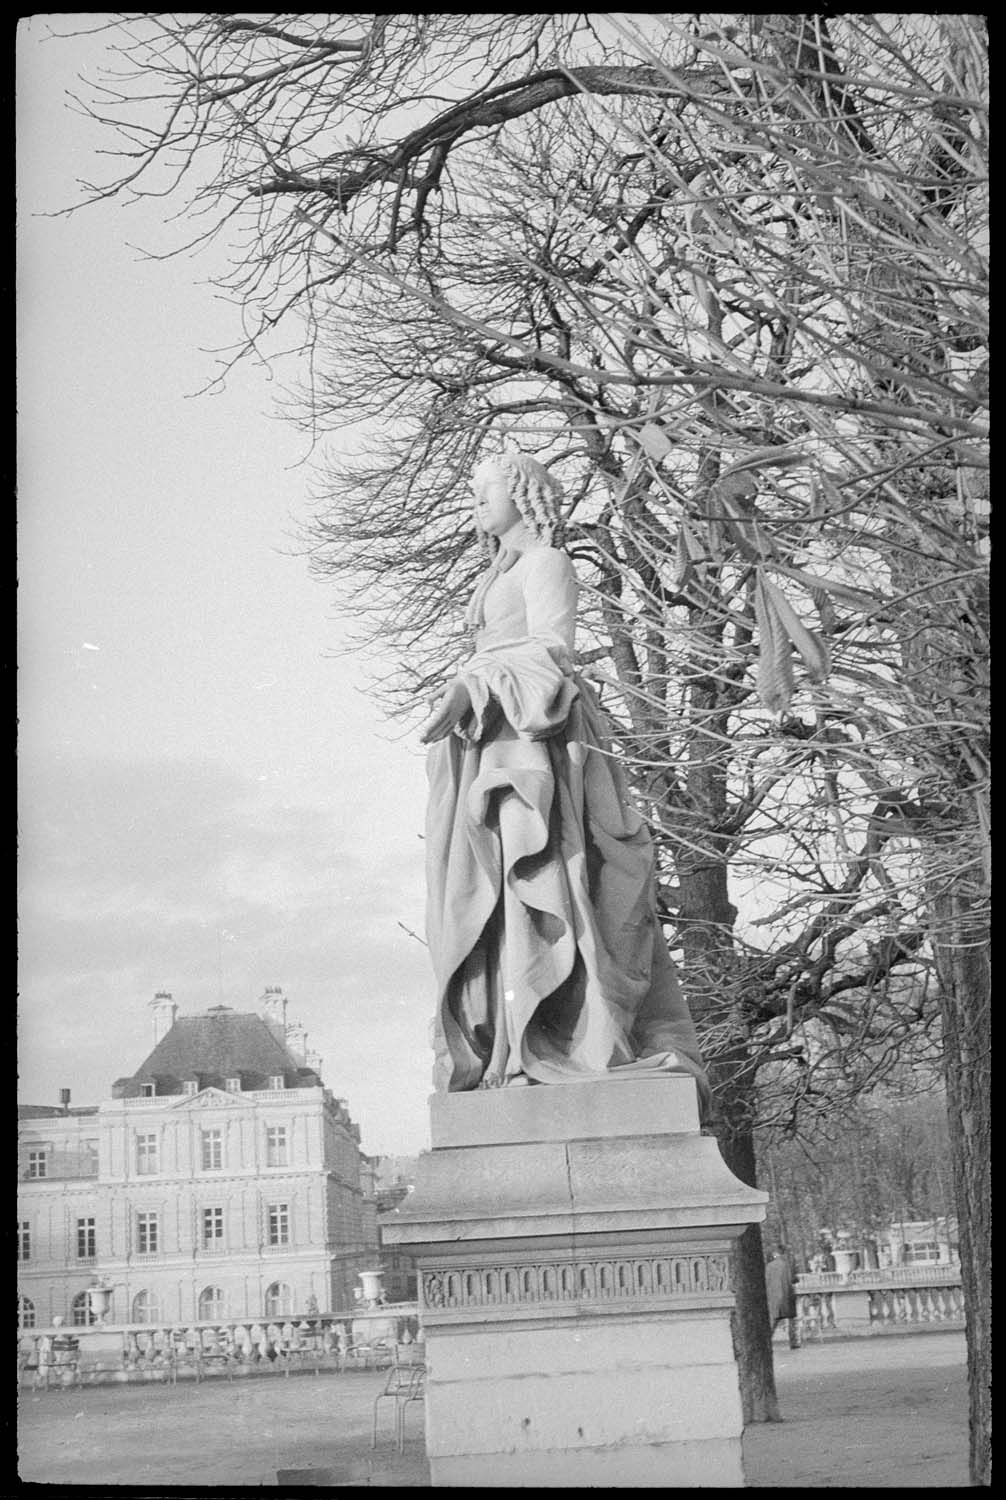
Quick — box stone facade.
[17,998,379,1329]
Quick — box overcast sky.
[17,16,435,1156]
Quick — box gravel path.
[745,1332,968,1488]
[17,1330,968,1488]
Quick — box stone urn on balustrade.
[358,1270,386,1309]
[87,1284,114,1324]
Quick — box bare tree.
[759,1070,954,1269]
[62,12,987,1463]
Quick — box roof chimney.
[150,991,178,1044]
[59,1088,71,1113]
[261,985,288,1038]
[286,1020,308,1064]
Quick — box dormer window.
[269,1075,285,1091]
[141,1082,156,1098]
[183,1079,199,1096]
[225,1077,241,1093]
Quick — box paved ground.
[17,1331,968,1489]
[744,1333,968,1489]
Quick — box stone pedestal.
[384,1076,767,1488]
[830,1284,874,1336]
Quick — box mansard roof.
[17,1104,100,1120]
[112,1007,321,1098]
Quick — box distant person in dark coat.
[766,1248,801,1349]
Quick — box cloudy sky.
[17,17,436,1156]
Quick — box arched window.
[17,1295,35,1330]
[197,1286,225,1321]
[132,1289,162,1324]
[264,1281,293,1317]
[72,1291,98,1327]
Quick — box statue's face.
[473,462,521,538]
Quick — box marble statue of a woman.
[420,452,709,1107]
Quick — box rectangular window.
[76,1216,96,1259]
[201,1129,223,1171]
[269,1075,285,1091]
[202,1206,224,1248]
[27,1150,47,1179]
[265,1126,288,1167]
[267,1203,290,1247]
[135,1133,158,1175]
[17,1221,30,1261]
[183,1080,199,1096]
[225,1077,241,1093]
[136,1211,159,1254]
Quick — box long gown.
[425,542,709,1108]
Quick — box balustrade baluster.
[252,1323,269,1364]
[234,1323,253,1363]
[824,1292,836,1330]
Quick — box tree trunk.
[678,850,779,1425]
[718,1124,781,1424]
[932,887,991,1487]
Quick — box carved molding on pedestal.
[422,1252,731,1312]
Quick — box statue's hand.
[419,679,472,744]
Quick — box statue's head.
[473,451,565,557]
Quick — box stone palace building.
[17,988,379,1329]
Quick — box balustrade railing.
[19,1264,965,1386]
[795,1264,964,1339]
[17,1304,421,1390]
[847,1263,963,1287]
[865,1281,965,1327]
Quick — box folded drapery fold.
[426,545,709,1110]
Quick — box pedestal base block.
[386,1078,767,1488]
[426,1317,745,1486]
[433,1439,742,1489]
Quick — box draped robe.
[425,543,709,1107]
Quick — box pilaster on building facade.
[17,989,380,1330]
